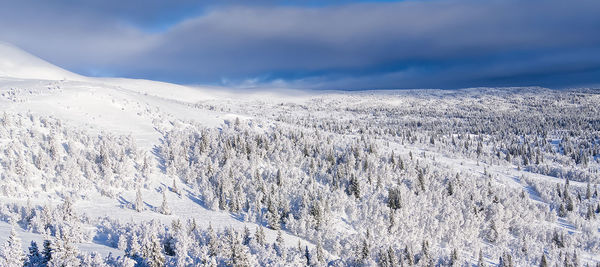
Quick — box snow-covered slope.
[0,42,82,81]
[0,43,318,264]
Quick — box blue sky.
[1,0,599,89]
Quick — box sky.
[1,0,599,90]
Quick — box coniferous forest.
[1,85,600,266]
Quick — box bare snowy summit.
[0,41,81,81]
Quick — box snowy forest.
[1,84,599,266]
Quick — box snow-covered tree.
[274,230,285,258]
[24,241,42,267]
[160,190,171,215]
[117,234,127,251]
[48,226,82,267]
[145,232,165,267]
[254,225,266,247]
[0,227,24,267]
[135,187,144,212]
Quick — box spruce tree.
[275,230,286,258]
[587,205,595,220]
[558,203,567,217]
[42,239,52,266]
[146,232,165,267]
[117,234,128,251]
[557,183,563,198]
[421,239,430,261]
[50,232,81,267]
[175,230,191,267]
[417,170,426,191]
[379,249,391,267]
[405,245,414,266]
[304,246,311,266]
[160,190,171,215]
[227,229,252,267]
[61,197,75,222]
[315,237,325,265]
[540,253,548,267]
[0,228,25,267]
[276,169,283,186]
[242,226,251,246]
[172,177,180,196]
[447,180,454,196]
[487,220,498,243]
[382,247,395,267]
[566,195,575,212]
[478,250,485,267]
[387,187,402,210]
[129,234,141,257]
[135,187,144,212]
[348,174,361,199]
[254,225,266,247]
[207,224,219,257]
[25,241,42,267]
[450,248,459,266]
[359,238,370,264]
[266,197,280,230]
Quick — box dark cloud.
[0,0,599,89]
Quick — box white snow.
[0,42,82,81]
[0,42,598,266]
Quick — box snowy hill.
[0,42,599,266]
[0,42,82,81]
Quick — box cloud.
[0,0,599,89]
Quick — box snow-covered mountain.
[0,42,599,266]
[0,42,82,81]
